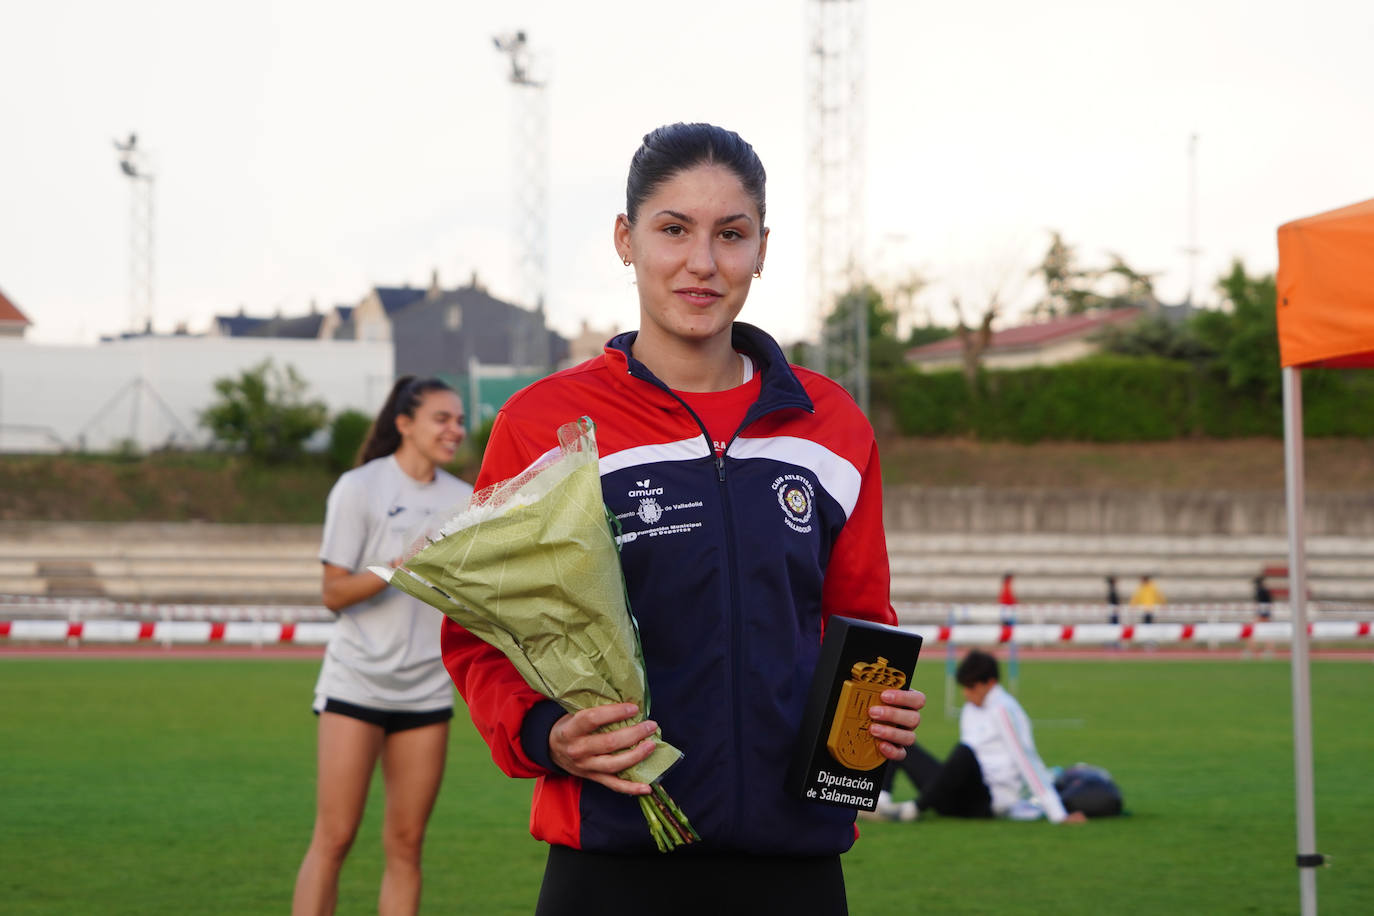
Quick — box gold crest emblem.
[824,656,908,771]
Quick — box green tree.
[906,323,955,348]
[1097,252,1161,310]
[199,360,328,463]
[1030,234,1159,317]
[825,283,908,373]
[1189,260,1280,398]
[1095,313,1212,362]
[1030,231,1098,317]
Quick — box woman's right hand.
[547,703,658,796]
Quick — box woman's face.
[396,389,466,467]
[615,163,768,352]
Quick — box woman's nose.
[685,237,717,277]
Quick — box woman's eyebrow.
[652,209,755,227]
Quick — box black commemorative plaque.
[786,616,923,810]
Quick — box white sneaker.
[856,805,886,822]
[1007,799,1046,821]
[859,793,919,823]
[859,791,901,822]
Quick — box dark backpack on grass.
[1054,764,1124,818]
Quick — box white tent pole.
[1283,365,1320,915]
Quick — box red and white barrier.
[0,618,335,646]
[2,595,1370,648]
[903,620,1372,646]
[1,617,1371,648]
[0,594,331,622]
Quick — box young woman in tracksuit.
[440,123,926,915]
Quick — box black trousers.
[883,741,994,818]
[535,844,848,916]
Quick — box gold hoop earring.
[753,265,763,278]
[622,257,632,267]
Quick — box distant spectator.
[1129,574,1164,624]
[1253,576,1274,619]
[1105,575,1120,624]
[998,572,1017,625]
[1250,576,1276,656]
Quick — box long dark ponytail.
[356,375,455,466]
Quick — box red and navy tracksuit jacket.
[440,322,897,856]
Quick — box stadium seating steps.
[1,521,1370,613]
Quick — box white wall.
[0,337,393,453]
[909,337,1101,372]
[984,338,1098,370]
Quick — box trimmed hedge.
[326,409,373,471]
[888,356,1374,441]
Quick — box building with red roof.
[0,287,32,338]
[905,307,1144,371]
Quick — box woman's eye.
[720,229,742,241]
[663,224,685,236]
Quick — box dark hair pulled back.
[356,375,455,466]
[625,123,767,226]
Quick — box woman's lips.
[674,287,722,304]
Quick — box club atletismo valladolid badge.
[786,617,923,810]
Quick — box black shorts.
[535,844,848,916]
[316,697,453,734]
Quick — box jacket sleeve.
[439,410,557,778]
[992,703,1069,824]
[820,439,897,627]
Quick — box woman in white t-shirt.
[293,375,474,916]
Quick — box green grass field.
[2,657,1370,915]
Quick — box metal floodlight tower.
[114,132,155,333]
[493,30,549,313]
[806,0,868,413]
[1183,132,1201,306]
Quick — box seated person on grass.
[865,649,1086,824]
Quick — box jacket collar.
[604,323,815,418]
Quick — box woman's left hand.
[868,688,926,760]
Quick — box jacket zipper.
[627,356,812,843]
[658,390,748,840]
[715,430,746,838]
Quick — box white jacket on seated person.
[960,683,1069,823]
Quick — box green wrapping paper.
[372,417,696,850]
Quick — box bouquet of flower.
[372,417,698,852]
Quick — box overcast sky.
[2,0,1371,346]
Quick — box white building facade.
[0,336,393,453]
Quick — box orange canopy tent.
[1274,196,1374,916]
[1277,196,1374,368]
